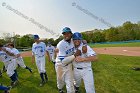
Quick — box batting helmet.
[62,27,72,34]
[72,32,82,40]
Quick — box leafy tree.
[92,31,105,43]
[19,34,34,47]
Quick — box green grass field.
[0,54,140,93]
[89,42,140,47]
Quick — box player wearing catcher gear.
[0,44,18,87]
[46,42,56,64]
[55,27,81,93]
[32,35,48,87]
[72,32,97,93]
[7,43,32,73]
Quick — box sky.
[0,0,140,39]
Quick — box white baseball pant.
[35,56,46,73]
[74,67,95,93]
[16,57,26,68]
[55,63,75,93]
[5,59,16,77]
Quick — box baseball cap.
[62,27,72,34]
[33,35,39,39]
[72,32,82,40]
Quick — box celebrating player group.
[0,27,97,93]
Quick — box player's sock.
[43,72,48,81]
[40,73,45,82]
[14,70,18,77]
[13,73,18,81]
[25,66,32,73]
[10,74,15,82]
[17,64,20,68]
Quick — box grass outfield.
[89,42,140,47]
[0,55,140,93]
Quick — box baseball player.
[55,27,81,93]
[0,44,18,87]
[7,43,32,73]
[32,35,48,87]
[72,32,97,93]
[46,42,56,64]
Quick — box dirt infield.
[21,47,140,57]
[94,47,140,56]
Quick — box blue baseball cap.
[33,35,39,39]
[72,32,82,40]
[62,27,72,34]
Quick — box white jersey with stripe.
[0,47,14,62]
[32,42,47,58]
[46,45,55,56]
[73,43,96,68]
[56,39,74,62]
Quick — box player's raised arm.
[2,47,15,56]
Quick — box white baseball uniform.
[0,48,16,77]
[32,42,47,73]
[73,44,96,93]
[55,39,75,93]
[46,45,55,63]
[10,48,26,68]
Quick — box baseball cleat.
[11,80,18,88]
[29,69,33,73]
[39,81,45,87]
[132,67,140,71]
[59,89,64,93]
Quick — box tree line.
[0,21,140,48]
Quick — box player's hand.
[75,56,85,62]
[82,46,87,53]
[82,40,87,45]
[2,47,7,52]
[74,50,81,57]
